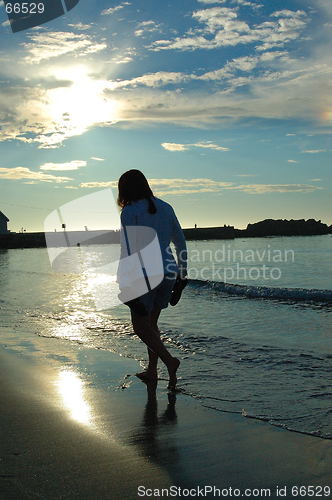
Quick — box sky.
[0,0,331,232]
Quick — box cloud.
[22,32,107,63]
[80,181,117,189]
[1,45,330,149]
[90,157,105,161]
[0,73,119,148]
[287,159,298,163]
[68,23,92,31]
[111,56,134,64]
[135,20,161,37]
[149,7,307,52]
[79,178,233,192]
[271,10,306,18]
[78,177,320,197]
[230,184,322,194]
[105,51,289,91]
[302,149,327,154]
[309,178,322,182]
[161,141,230,151]
[198,0,262,6]
[101,2,130,15]
[161,143,188,151]
[39,160,87,171]
[0,167,71,183]
[0,2,331,148]
[193,141,230,151]
[110,71,188,89]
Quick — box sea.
[1,235,331,439]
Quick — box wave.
[188,279,332,304]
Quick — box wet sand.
[1,336,332,500]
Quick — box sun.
[47,66,120,138]
[321,110,332,123]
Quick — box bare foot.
[167,357,180,391]
[136,370,158,382]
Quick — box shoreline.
[1,227,331,250]
[1,330,332,499]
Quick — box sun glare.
[47,66,120,136]
[321,110,332,122]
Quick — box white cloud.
[309,178,322,182]
[111,56,134,64]
[110,71,188,89]
[150,7,307,52]
[101,2,130,15]
[230,184,322,194]
[0,167,71,183]
[198,0,262,5]
[287,159,298,163]
[1,47,331,149]
[68,23,92,31]
[193,141,230,151]
[161,141,230,151]
[161,143,188,151]
[271,10,307,19]
[135,20,161,37]
[80,181,117,189]
[39,160,87,171]
[22,32,107,63]
[78,178,321,196]
[90,157,105,161]
[302,149,327,154]
[106,51,289,92]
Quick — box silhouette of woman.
[117,170,187,389]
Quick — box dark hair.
[117,169,156,214]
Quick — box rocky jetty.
[237,219,331,237]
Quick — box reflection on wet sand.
[127,381,180,467]
[56,369,93,427]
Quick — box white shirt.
[120,197,187,278]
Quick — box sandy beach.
[1,329,331,500]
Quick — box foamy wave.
[188,279,332,304]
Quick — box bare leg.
[136,309,161,380]
[147,308,161,372]
[131,310,180,389]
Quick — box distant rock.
[239,219,330,237]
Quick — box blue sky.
[0,0,331,232]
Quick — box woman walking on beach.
[117,170,187,390]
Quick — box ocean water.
[0,235,331,439]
